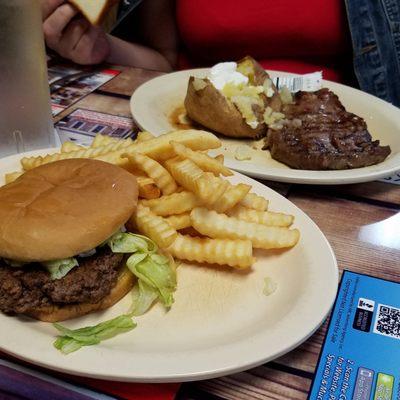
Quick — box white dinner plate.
[0,149,338,382]
[130,68,400,184]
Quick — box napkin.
[0,354,180,400]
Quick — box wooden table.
[57,65,400,400]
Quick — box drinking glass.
[0,0,56,157]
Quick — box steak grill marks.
[264,89,391,170]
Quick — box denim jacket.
[345,0,400,107]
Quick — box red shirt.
[176,0,352,82]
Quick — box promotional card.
[309,271,400,400]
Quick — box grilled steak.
[0,248,123,314]
[264,89,391,170]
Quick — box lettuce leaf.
[42,258,78,280]
[107,232,155,253]
[53,232,177,354]
[53,315,136,354]
[3,259,26,267]
[109,232,177,309]
[127,254,176,308]
[129,280,159,316]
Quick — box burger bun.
[0,158,138,262]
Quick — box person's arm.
[107,0,178,71]
[40,0,178,71]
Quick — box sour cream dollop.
[209,62,248,90]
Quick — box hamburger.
[0,158,138,322]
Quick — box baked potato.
[184,56,283,139]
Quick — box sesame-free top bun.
[0,158,138,262]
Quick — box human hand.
[40,0,110,65]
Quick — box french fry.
[191,207,300,249]
[123,152,177,195]
[21,130,220,170]
[166,158,203,194]
[239,192,269,211]
[214,154,224,163]
[108,129,221,167]
[128,130,221,161]
[170,141,232,177]
[61,142,85,153]
[196,174,229,206]
[132,204,177,248]
[163,156,182,172]
[136,131,155,142]
[227,205,294,227]
[21,139,133,170]
[140,191,202,216]
[4,171,23,184]
[137,176,161,199]
[212,182,251,213]
[95,151,131,169]
[167,234,253,269]
[164,213,191,230]
[20,155,43,171]
[91,134,121,148]
[166,160,229,206]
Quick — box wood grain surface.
[295,182,400,207]
[288,189,400,280]
[192,366,312,400]
[98,66,164,97]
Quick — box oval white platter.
[0,149,337,382]
[131,68,400,184]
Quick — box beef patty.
[0,248,123,314]
[264,89,391,170]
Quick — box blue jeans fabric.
[345,0,400,106]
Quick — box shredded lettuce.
[53,315,136,354]
[3,259,26,267]
[107,232,155,253]
[42,258,78,280]
[129,280,159,316]
[3,256,78,279]
[110,232,177,310]
[108,232,176,310]
[263,276,277,296]
[127,253,176,308]
[53,232,177,354]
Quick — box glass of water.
[0,0,56,158]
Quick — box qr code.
[373,304,400,339]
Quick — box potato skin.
[184,77,265,139]
[238,55,268,86]
[184,56,283,139]
[238,56,282,112]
